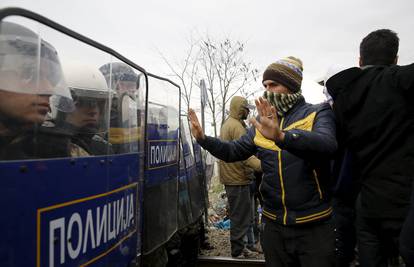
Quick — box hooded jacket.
[219,96,261,185]
[200,98,337,225]
[326,64,414,218]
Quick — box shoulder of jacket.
[226,117,245,128]
[290,102,330,117]
[222,116,237,126]
[312,102,332,112]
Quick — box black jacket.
[327,64,414,218]
[0,127,71,160]
[199,99,337,225]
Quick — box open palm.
[188,108,205,141]
[249,97,284,142]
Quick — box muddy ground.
[200,174,264,259]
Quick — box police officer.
[0,21,73,160]
[99,62,141,154]
[53,63,112,156]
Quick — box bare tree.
[219,40,257,125]
[160,33,259,138]
[197,36,220,137]
[195,35,259,136]
[159,36,200,114]
[199,36,259,127]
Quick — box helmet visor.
[54,87,110,134]
[0,29,73,111]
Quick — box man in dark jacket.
[189,56,337,267]
[326,29,414,267]
[400,184,414,267]
[219,95,261,258]
[320,66,359,267]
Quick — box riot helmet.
[0,21,72,129]
[53,62,111,134]
[100,62,141,129]
[99,62,139,92]
[0,21,72,110]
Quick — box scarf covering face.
[263,91,303,117]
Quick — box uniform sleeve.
[198,128,257,162]
[277,104,337,159]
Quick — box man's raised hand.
[188,108,205,141]
[249,97,285,142]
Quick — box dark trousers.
[400,182,414,267]
[225,184,252,257]
[400,212,414,267]
[261,216,335,267]
[332,198,356,267]
[356,197,405,267]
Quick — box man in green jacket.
[219,96,261,258]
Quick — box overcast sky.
[1,0,414,105]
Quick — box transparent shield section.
[192,139,209,218]
[181,115,195,167]
[0,16,115,159]
[102,59,145,154]
[143,76,180,254]
[0,14,142,267]
[196,92,215,190]
[181,115,205,220]
[0,19,72,108]
[98,59,146,259]
[177,139,193,229]
[138,74,146,150]
[41,23,114,157]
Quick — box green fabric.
[229,95,249,121]
[219,96,260,185]
[263,91,303,117]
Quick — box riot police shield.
[177,137,193,230]
[100,61,145,155]
[0,9,146,266]
[143,75,180,255]
[181,116,205,221]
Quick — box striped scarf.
[263,91,303,117]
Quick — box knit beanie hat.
[262,56,303,93]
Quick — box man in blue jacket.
[189,56,337,267]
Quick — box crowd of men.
[189,29,414,267]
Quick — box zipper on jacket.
[313,170,323,199]
[278,117,288,225]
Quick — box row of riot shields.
[0,7,209,266]
[142,75,180,255]
[142,78,208,257]
[0,8,147,267]
[181,116,207,226]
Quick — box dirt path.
[203,174,264,259]
[200,228,264,259]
